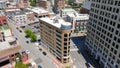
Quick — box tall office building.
[54,0,66,11]
[39,16,72,63]
[85,0,120,68]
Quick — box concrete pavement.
[38,45,73,68]
[8,19,58,68]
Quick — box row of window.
[92,0,120,6]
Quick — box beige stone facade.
[40,18,72,63]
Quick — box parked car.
[26,41,29,43]
[15,37,18,40]
[19,30,22,33]
[42,52,47,55]
[16,27,19,29]
[26,50,30,54]
[38,64,42,68]
[20,26,25,28]
[25,35,29,38]
[39,48,42,51]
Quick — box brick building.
[37,0,47,9]
[0,10,8,26]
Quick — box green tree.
[30,34,37,42]
[15,62,28,68]
[65,66,71,68]
[24,29,32,37]
[30,0,37,7]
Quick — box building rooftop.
[0,41,21,59]
[61,8,75,12]
[82,1,91,10]
[40,16,72,30]
[0,42,12,51]
[27,7,48,14]
[0,0,7,2]
[0,10,5,16]
[67,13,89,20]
[0,28,21,59]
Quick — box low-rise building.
[7,9,27,24]
[0,0,7,9]
[21,9,35,21]
[0,29,21,67]
[39,16,72,63]
[67,13,89,33]
[79,0,91,14]
[27,7,49,18]
[60,8,89,33]
[0,10,8,26]
[37,0,47,9]
[60,8,75,18]
[6,8,37,24]
[70,0,84,3]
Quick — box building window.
[117,24,120,28]
[64,34,68,37]
[117,38,120,43]
[115,44,119,49]
[64,38,67,41]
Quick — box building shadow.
[71,36,101,68]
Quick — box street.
[71,36,100,68]
[70,36,88,68]
[8,19,58,68]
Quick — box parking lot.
[20,22,40,35]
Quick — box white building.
[61,8,89,33]
[60,8,75,18]
[0,0,7,9]
[6,9,27,25]
[67,13,89,33]
[85,0,120,68]
[27,7,49,18]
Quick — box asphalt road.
[70,37,88,68]
[8,19,58,68]
[71,36,101,68]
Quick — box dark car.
[20,26,25,28]
[16,27,19,30]
[39,48,42,51]
[25,35,29,38]
[19,30,22,32]
[15,37,18,40]
[26,41,29,44]
[38,64,42,68]
[42,52,47,55]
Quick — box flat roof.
[27,7,48,14]
[82,1,91,10]
[40,16,72,29]
[0,10,5,16]
[62,8,75,12]
[67,12,89,20]
[0,42,12,51]
[0,43,21,59]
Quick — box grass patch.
[0,26,2,30]
[3,26,10,30]
[15,62,29,68]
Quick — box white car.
[26,50,30,54]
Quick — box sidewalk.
[39,45,74,68]
[71,32,86,37]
